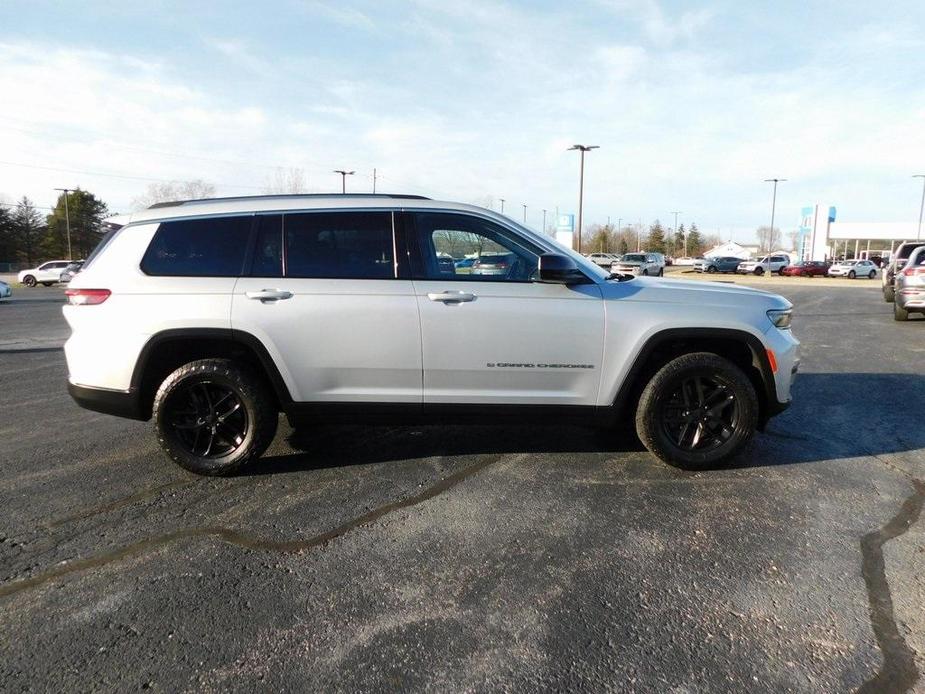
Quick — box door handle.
[427,291,476,303]
[246,289,293,302]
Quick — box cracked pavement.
[1,283,923,692]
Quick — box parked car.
[694,256,742,274]
[674,256,696,266]
[17,260,73,287]
[893,246,925,321]
[0,279,11,300]
[737,254,791,276]
[883,241,925,302]
[611,252,664,277]
[781,260,830,277]
[827,259,878,279]
[63,193,797,476]
[59,260,85,283]
[586,252,619,268]
[471,252,518,276]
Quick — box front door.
[405,211,605,406]
[232,211,422,404]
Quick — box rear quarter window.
[141,216,252,277]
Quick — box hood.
[600,276,791,310]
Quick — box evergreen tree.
[12,197,45,266]
[674,224,685,256]
[0,206,15,263]
[646,220,666,253]
[686,223,703,256]
[43,189,109,259]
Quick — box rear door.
[404,211,604,406]
[231,211,422,404]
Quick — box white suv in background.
[18,260,73,287]
[64,194,798,476]
[737,254,791,276]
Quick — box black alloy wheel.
[659,374,739,453]
[164,380,249,459]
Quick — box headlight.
[767,309,792,329]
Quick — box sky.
[1,0,924,242]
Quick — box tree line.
[585,220,722,257]
[0,189,109,266]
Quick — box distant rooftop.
[148,193,431,210]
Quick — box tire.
[635,352,759,470]
[754,267,764,276]
[777,267,785,276]
[884,286,895,303]
[642,269,649,276]
[658,268,664,277]
[848,270,856,279]
[22,275,36,287]
[868,270,876,279]
[894,301,909,322]
[152,358,278,476]
[706,266,716,274]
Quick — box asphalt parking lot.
[1,281,923,692]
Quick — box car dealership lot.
[1,283,923,692]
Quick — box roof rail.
[147,193,431,209]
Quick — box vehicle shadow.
[248,373,925,476]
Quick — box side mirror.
[536,253,587,284]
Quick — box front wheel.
[635,352,758,470]
[848,270,856,279]
[641,269,649,276]
[22,275,36,287]
[152,358,278,476]
[754,267,764,276]
[706,266,717,274]
[658,268,664,277]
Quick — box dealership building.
[798,204,922,261]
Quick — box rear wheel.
[22,275,36,287]
[894,301,909,321]
[868,270,876,279]
[152,358,278,476]
[777,267,785,276]
[635,352,758,470]
[658,268,664,277]
[884,285,895,303]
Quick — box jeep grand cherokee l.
[64,194,798,476]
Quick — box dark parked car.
[781,260,829,277]
[694,256,742,274]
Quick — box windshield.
[622,254,647,262]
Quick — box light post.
[499,198,505,214]
[53,188,74,260]
[568,144,599,254]
[764,178,787,255]
[672,210,682,255]
[522,203,527,223]
[333,170,355,193]
[542,208,547,234]
[914,175,925,240]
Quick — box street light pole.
[764,178,787,255]
[542,208,547,234]
[672,210,682,255]
[499,198,505,214]
[568,144,599,254]
[53,188,74,260]
[522,204,527,223]
[914,175,925,241]
[333,170,355,194]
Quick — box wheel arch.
[131,328,292,420]
[608,328,777,427]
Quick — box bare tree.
[263,167,308,194]
[756,225,782,254]
[131,179,217,210]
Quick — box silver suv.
[63,194,798,476]
[894,246,925,321]
[611,252,664,277]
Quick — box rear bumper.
[68,382,146,420]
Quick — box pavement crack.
[0,455,501,599]
[44,479,197,529]
[856,478,925,694]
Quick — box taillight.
[65,288,111,305]
[902,267,925,277]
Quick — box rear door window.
[283,211,394,279]
[141,216,252,276]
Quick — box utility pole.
[522,204,527,223]
[372,168,377,194]
[542,209,547,234]
[499,198,505,214]
[671,210,683,256]
[764,178,787,254]
[914,175,925,240]
[334,170,355,194]
[53,188,74,260]
[568,144,599,254]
